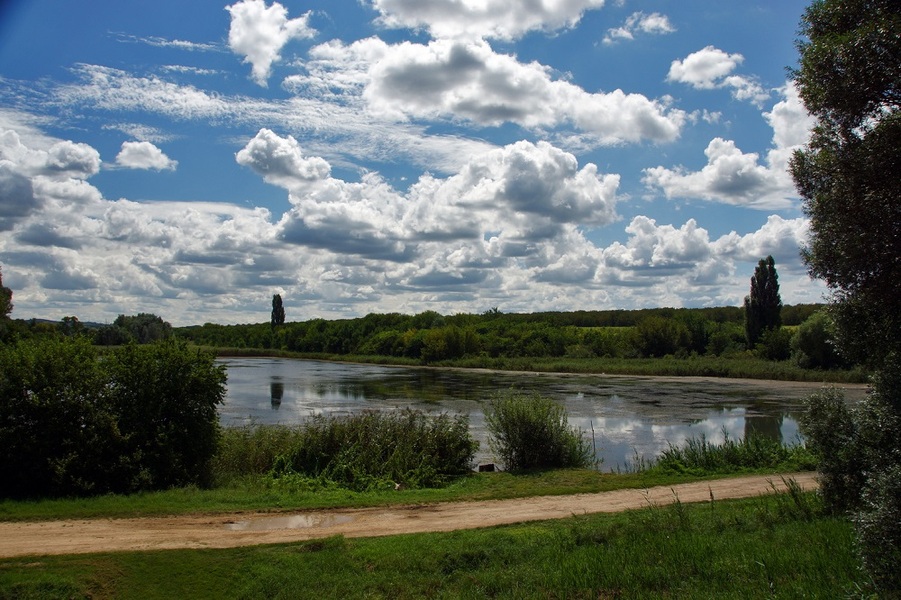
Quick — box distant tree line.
[173,303,843,370]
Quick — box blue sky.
[0,0,821,326]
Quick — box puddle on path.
[225,514,354,531]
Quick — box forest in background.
[2,303,850,374]
[172,303,841,368]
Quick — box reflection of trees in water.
[270,380,284,408]
[744,413,784,443]
[326,371,514,404]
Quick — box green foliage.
[799,387,866,514]
[93,323,134,345]
[102,341,227,490]
[856,463,901,592]
[792,1,901,591]
[755,327,792,361]
[791,310,845,369]
[634,315,690,358]
[792,1,901,372]
[800,377,901,590]
[95,313,172,345]
[216,410,477,491]
[743,256,782,349]
[420,325,479,362]
[176,305,835,369]
[0,336,117,497]
[485,391,595,471]
[57,316,85,337]
[0,337,225,498]
[654,432,815,474]
[270,294,285,329]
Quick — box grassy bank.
[0,469,739,522]
[0,433,864,597]
[213,348,868,383]
[0,489,866,599]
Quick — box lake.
[218,357,858,469]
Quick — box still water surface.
[218,357,842,469]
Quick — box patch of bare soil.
[0,472,818,558]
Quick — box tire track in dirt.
[0,472,818,558]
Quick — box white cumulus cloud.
[235,128,330,189]
[235,130,621,264]
[667,46,768,106]
[299,37,686,145]
[115,141,178,171]
[226,0,316,86]
[643,83,813,210]
[368,0,606,41]
[603,12,675,45]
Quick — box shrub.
[103,341,227,490]
[801,371,901,592]
[485,391,595,471]
[0,337,225,498]
[0,337,117,497]
[856,463,901,592]
[755,327,792,361]
[634,316,690,358]
[798,387,865,514]
[791,311,845,369]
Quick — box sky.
[0,0,823,326]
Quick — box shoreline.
[218,353,871,399]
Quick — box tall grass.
[213,409,478,491]
[652,431,817,474]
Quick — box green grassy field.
[0,488,866,599]
[0,469,739,522]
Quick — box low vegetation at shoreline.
[0,414,871,596]
[0,429,818,523]
[215,409,477,491]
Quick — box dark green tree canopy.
[743,256,782,349]
[113,313,172,344]
[794,0,901,131]
[791,0,901,368]
[271,294,285,328]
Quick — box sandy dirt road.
[0,472,817,558]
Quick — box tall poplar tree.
[271,294,285,329]
[743,255,781,349]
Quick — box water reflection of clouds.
[565,409,751,469]
[219,358,808,469]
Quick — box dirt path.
[0,473,817,558]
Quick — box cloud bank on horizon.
[0,0,820,326]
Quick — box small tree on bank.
[743,256,782,350]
